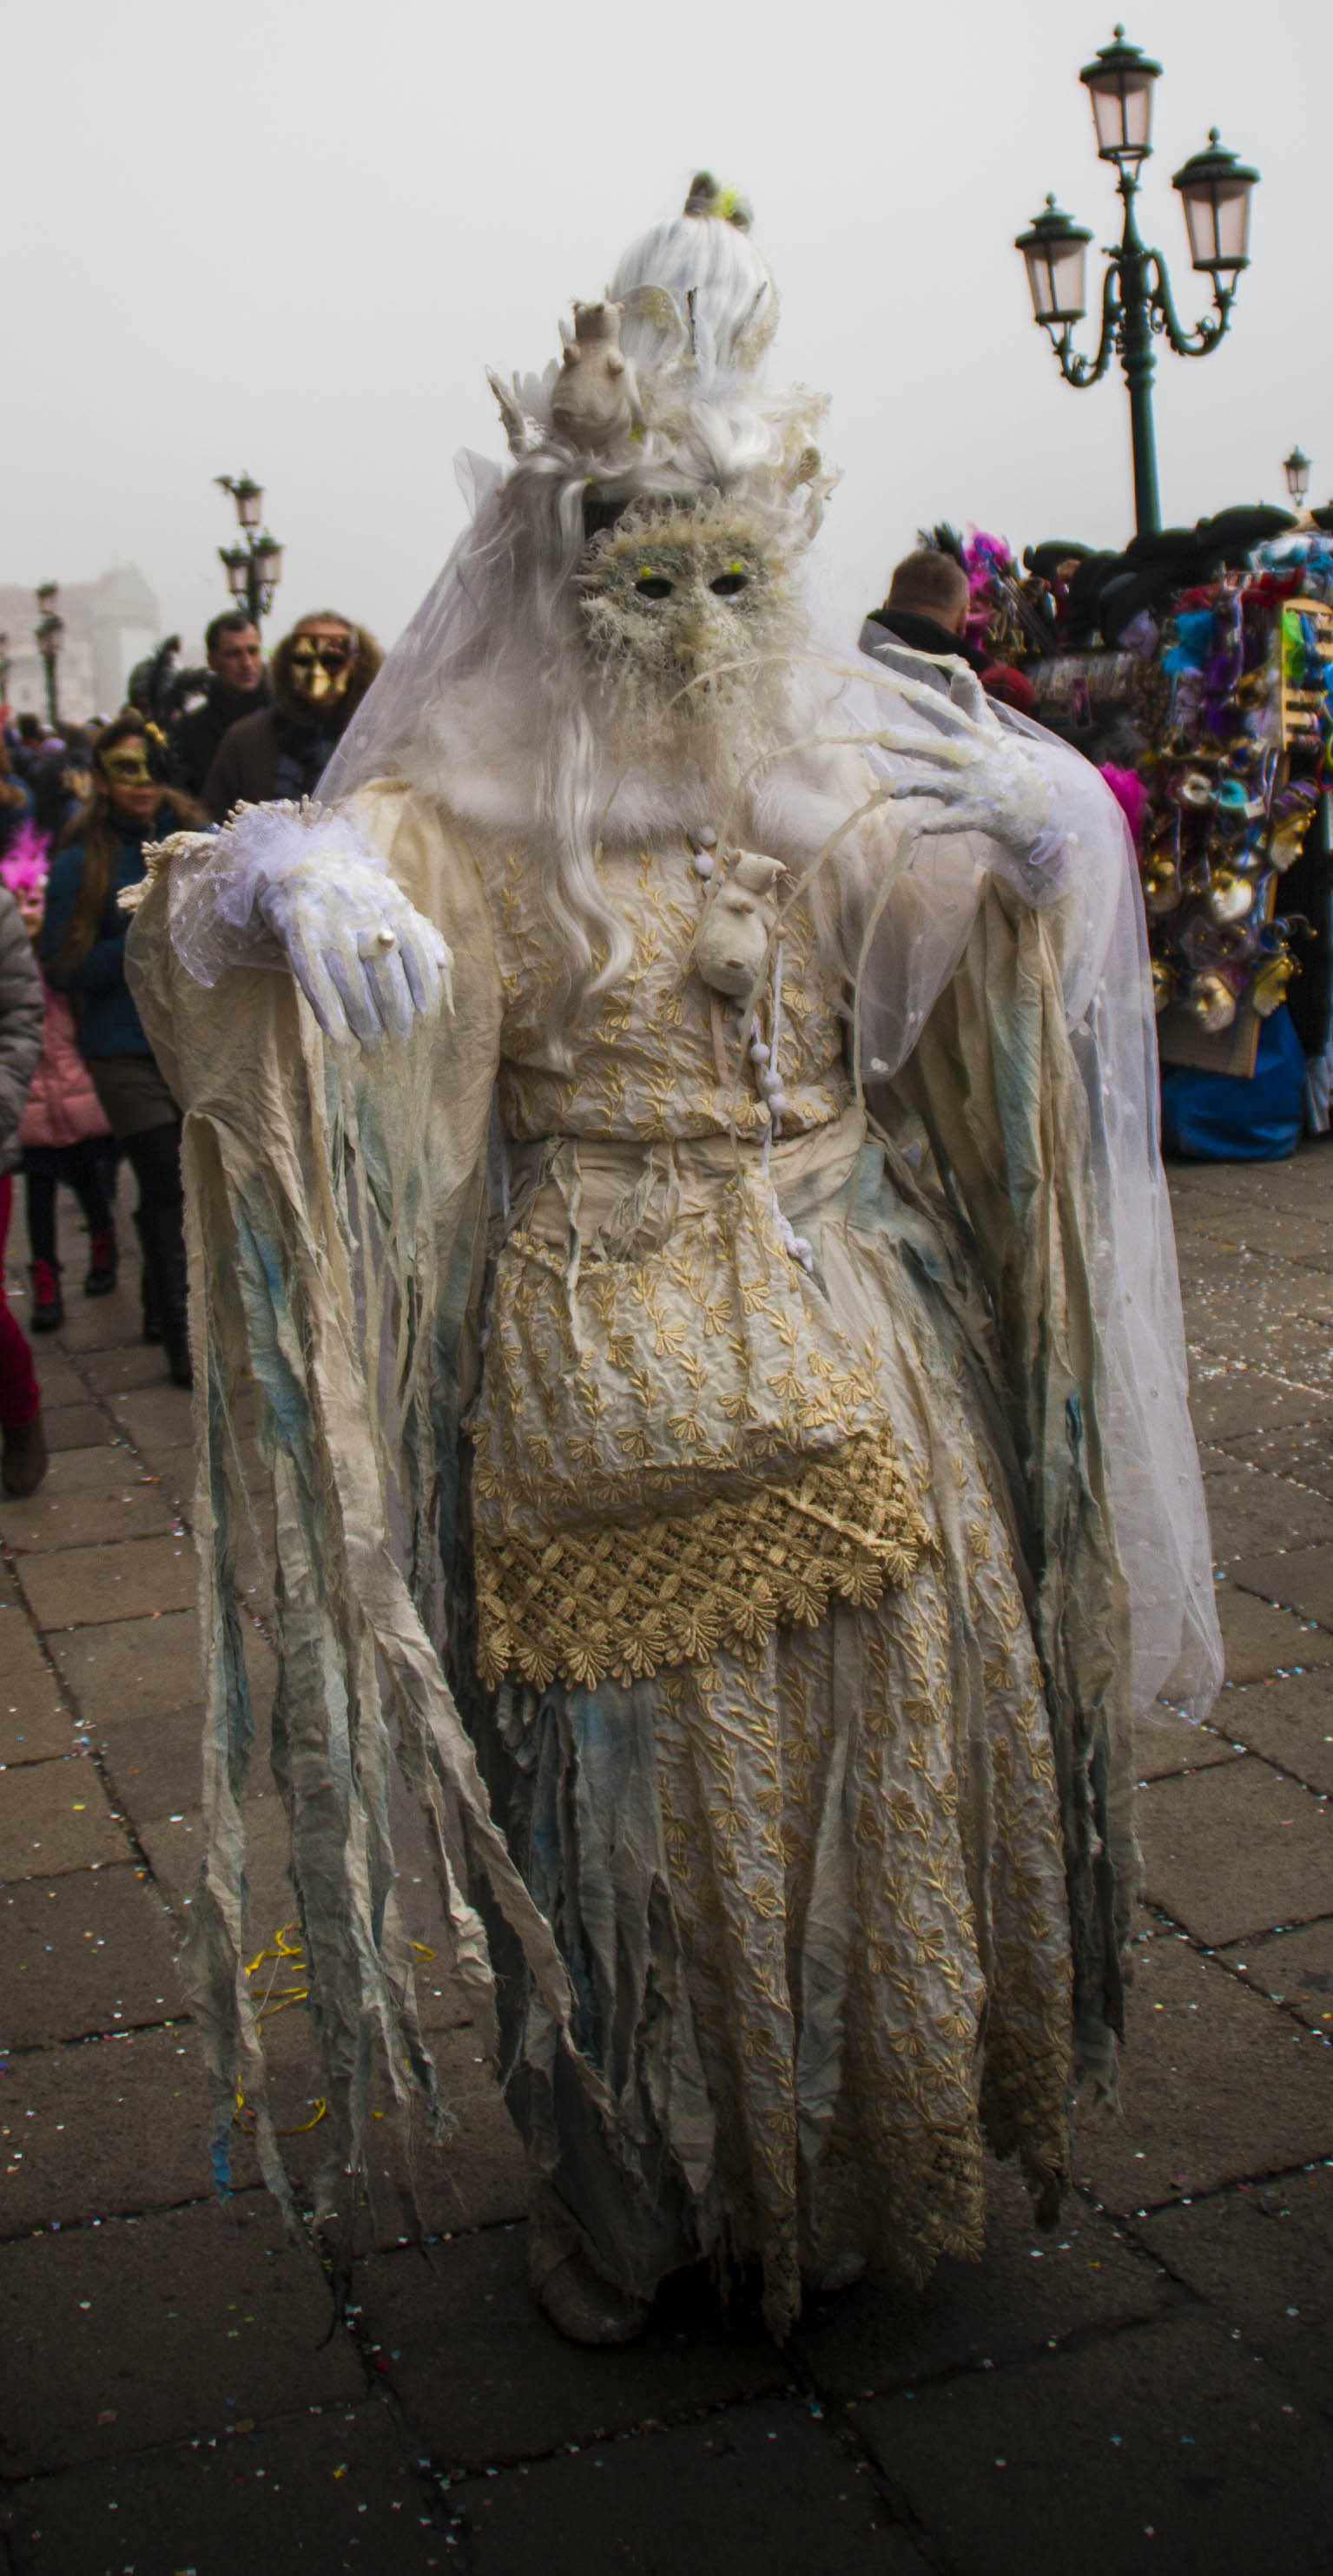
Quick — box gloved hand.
[256,854,452,1048]
[874,667,1057,863]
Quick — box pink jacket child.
[0,829,118,1332]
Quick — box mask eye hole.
[634,575,674,601]
[710,570,750,597]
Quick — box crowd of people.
[0,603,382,1496]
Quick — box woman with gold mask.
[201,612,382,822]
[42,717,205,1386]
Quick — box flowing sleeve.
[123,787,597,2235]
[860,727,1220,2085]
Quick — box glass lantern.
[1079,27,1162,165]
[1015,197,1092,328]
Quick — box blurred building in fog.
[0,566,162,721]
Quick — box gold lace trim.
[475,1426,934,1691]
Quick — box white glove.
[874,667,1057,863]
[161,800,452,1048]
[258,853,452,1048]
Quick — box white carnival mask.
[575,496,800,721]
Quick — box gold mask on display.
[287,635,354,706]
[100,746,155,787]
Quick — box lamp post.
[0,633,10,711]
[1283,446,1311,506]
[215,472,285,629]
[1014,28,1259,537]
[34,583,63,729]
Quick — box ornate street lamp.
[214,472,284,628]
[1283,445,1312,505]
[34,582,63,728]
[1014,27,1259,537]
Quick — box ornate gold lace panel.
[474,1423,934,1691]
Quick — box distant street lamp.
[34,583,63,728]
[215,472,285,629]
[1014,27,1259,537]
[1283,445,1312,505]
[0,633,10,710]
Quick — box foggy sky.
[5,0,1330,664]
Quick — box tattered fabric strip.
[145,941,606,2225]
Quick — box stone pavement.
[1,1155,1331,2576]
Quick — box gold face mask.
[287,635,354,706]
[100,746,155,788]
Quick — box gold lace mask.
[100,747,155,787]
[287,636,354,706]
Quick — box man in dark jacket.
[168,612,270,800]
[201,611,382,821]
[860,549,982,671]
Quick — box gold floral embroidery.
[474,1423,934,1690]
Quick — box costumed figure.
[124,176,1220,2347]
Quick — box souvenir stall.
[1140,547,1333,1159]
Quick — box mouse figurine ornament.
[691,849,787,999]
[550,302,639,452]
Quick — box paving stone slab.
[0,1632,75,1766]
[24,1359,90,1411]
[49,1607,274,1731]
[857,2307,1333,2576]
[361,2223,791,2476]
[1197,1466,1333,1562]
[90,1698,208,1826]
[1217,1920,1333,2033]
[16,1531,197,1632]
[1180,1207,1333,1261]
[1183,1253,1333,1335]
[1188,1367,1333,1443]
[1074,1934,1332,2216]
[0,1865,184,2049]
[1220,1419,1333,1501]
[1138,1756,1330,1946]
[0,1758,127,1882]
[1201,1320,1333,1388]
[0,2192,360,2477]
[39,1405,111,1455]
[138,1793,291,1926]
[791,2153,1171,2400]
[0,2021,254,2237]
[1211,1672,1333,1795]
[108,1382,240,1453]
[78,1342,196,1395]
[1215,1581,1333,1681]
[0,1469,181,1556]
[0,1440,142,1499]
[448,2395,929,2575]
[1137,2169,1333,2421]
[0,2399,445,2576]
[1134,1707,1238,1781]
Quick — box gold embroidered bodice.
[463,837,931,1693]
[482,840,851,1143]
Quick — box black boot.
[125,1124,191,1390]
[138,1198,192,1389]
[132,1209,162,1342]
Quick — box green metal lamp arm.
[1048,254,1124,388]
[1142,247,1234,357]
